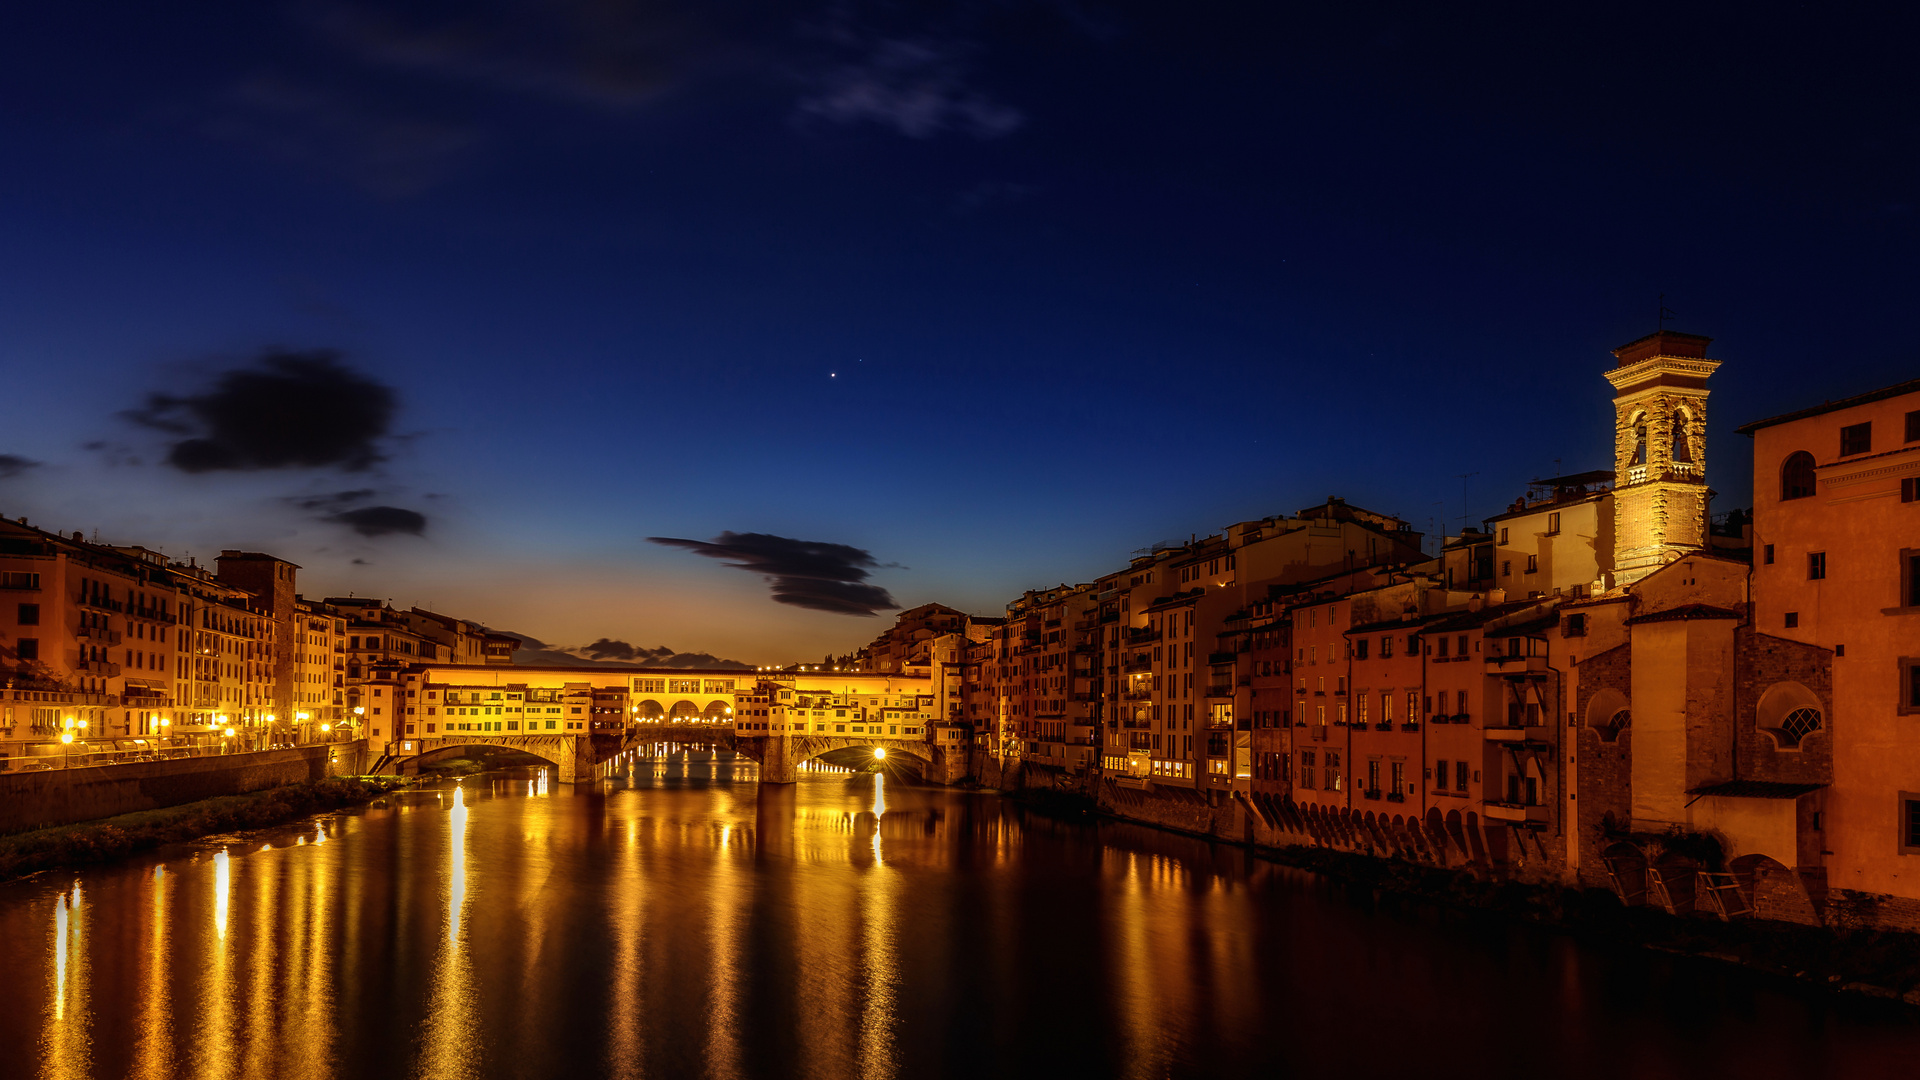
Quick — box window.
[16,638,37,661]
[1632,419,1648,466]
[1434,760,1449,790]
[1781,452,1817,500]
[1498,528,1509,545]
[1355,639,1369,660]
[1908,410,1920,444]
[16,603,37,625]
[1380,636,1392,659]
[1456,761,1469,791]
[1906,553,1920,608]
[1502,560,1512,577]
[1902,659,1920,714]
[1546,512,1560,535]
[1392,761,1405,795]
[1841,421,1872,457]
[1672,410,1693,463]
[1563,613,1587,637]
[1764,544,1775,565]
[1809,552,1826,580]
[1525,554,1538,574]
[1902,795,1920,855]
[1437,637,1449,658]
[1785,612,1799,629]
[1903,478,1918,503]
[1777,708,1823,747]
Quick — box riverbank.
[1000,786,1920,1010]
[0,776,406,882]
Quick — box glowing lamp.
[873,747,887,760]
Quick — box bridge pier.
[757,733,800,784]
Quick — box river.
[1,750,1915,1079]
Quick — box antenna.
[1658,294,1677,330]
[1456,472,1479,533]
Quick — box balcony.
[1127,628,1162,646]
[1484,725,1549,747]
[1487,653,1548,675]
[1386,791,1405,803]
[1362,788,1382,801]
[1205,684,1235,698]
[77,659,121,677]
[76,626,123,645]
[1122,690,1153,701]
[1483,801,1549,826]
[1208,651,1238,665]
[1122,657,1153,674]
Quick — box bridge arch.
[668,699,701,719]
[405,742,562,774]
[702,699,731,721]
[635,699,664,719]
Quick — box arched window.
[1585,688,1630,743]
[1631,417,1648,466]
[1756,681,1825,750]
[1780,451,1817,500]
[1672,409,1693,463]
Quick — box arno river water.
[3,750,1917,1080]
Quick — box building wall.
[1748,381,1920,900]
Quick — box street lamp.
[873,747,887,760]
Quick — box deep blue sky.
[0,2,1914,663]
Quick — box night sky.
[1,2,1914,664]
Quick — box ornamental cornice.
[1818,450,1920,490]
[1604,356,1721,391]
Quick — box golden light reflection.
[243,842,284,1078]
[705,815,744,1080]
[199,848,239,1080]
[133,867,173,1080]
[43,884,92,1080]
[606,807,646,1079]
[858,787,899,1080]
[417,783,478,1080]
[213,848,230,940]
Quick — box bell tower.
[1605,330,1719,586]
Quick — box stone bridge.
[734,731,954,783]
[396,732,623,783]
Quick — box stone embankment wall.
[0,741,366,835]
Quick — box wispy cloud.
[0,455,41,480]
[327,505,427,537]
[301,0,695,110]
[648,531,900,616]
[797,31,1023,139]
[206,76,483,198]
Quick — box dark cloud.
[648,531,899,616]
[327,505,427,537]
[125,350,397,473]
[0,455,40,479]
[496,631,749,670]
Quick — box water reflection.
[2,766,1918,1080]
[859,774,897,1080]
[43,885,90,1080]
[133,869,171,1080]
[417,783,477,1080]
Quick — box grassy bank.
[0,777,406,882]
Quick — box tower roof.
[1611,330,1713,366]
